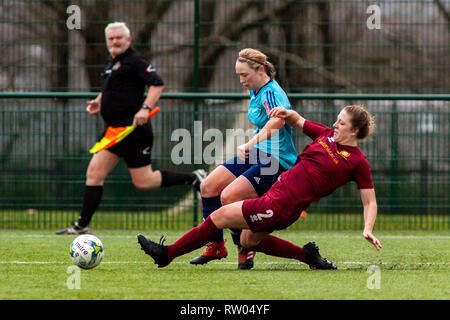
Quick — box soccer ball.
[69,234,104,269]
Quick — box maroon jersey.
[266,120,374,207]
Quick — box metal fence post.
[193,0,200,227]
[390,100,399,215]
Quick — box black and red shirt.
[100,47,164,127]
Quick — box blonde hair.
[237,48,276,79]
[104,22,131,38]
[344,104,376,139]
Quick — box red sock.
[167,216,220,259]
[253,235,306,262]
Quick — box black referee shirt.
[100,47,164,127]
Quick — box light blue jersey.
[248,79,297,170]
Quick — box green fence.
[1,0,449,93]
[1,93,449,230]
[1,0,449,230]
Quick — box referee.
[57,22,205,235]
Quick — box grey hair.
[104,22,131,38]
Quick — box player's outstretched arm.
[268,107,306,132]
[360,188,382,250]
[237,116,285,159]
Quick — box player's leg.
[200,165,238,198]
[125,123,206,190]
[242,230,337,270]
[240,198,337,270]
[130,165,206,190]
[56,150,120,234]
[220,175,258,205]
[189,165,237,265]
[220,175,259,269]
[222,150,285,270]
[138,194,336,270]
[240,229,306,262]
[129,165,161,189]
[137,201,248,268]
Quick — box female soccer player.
[137,105,382,270]
[190,48,298,269]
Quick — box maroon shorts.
[241,195,310,233]
[241,170,317,233]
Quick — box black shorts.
[102,122,153,168]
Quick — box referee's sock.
[160,170,196,187]
[252,235,306,262]
[77,185,103,228]
[168,216,220,259]
[202,195,224,243]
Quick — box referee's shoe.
[302,242,338,270]
[56,222,91,235]
[192,169,207,192]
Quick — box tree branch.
[203,35,361,92]
[434,0,450,32]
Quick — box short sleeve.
[134,57,164,86]
[354,157,374,189]
[303,120,334,141]
[260,89,290,117]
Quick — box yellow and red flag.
[89,107,160,154]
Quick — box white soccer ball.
[69,234,104,269]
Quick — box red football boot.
[190,240,228,265]
[238,246,255,270]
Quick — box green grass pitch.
[1,229,449,300]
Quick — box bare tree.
[434,0,450,32]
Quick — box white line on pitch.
[1,261,448,265]
[2,234,450,240]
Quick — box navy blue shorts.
[221,148,286,197]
